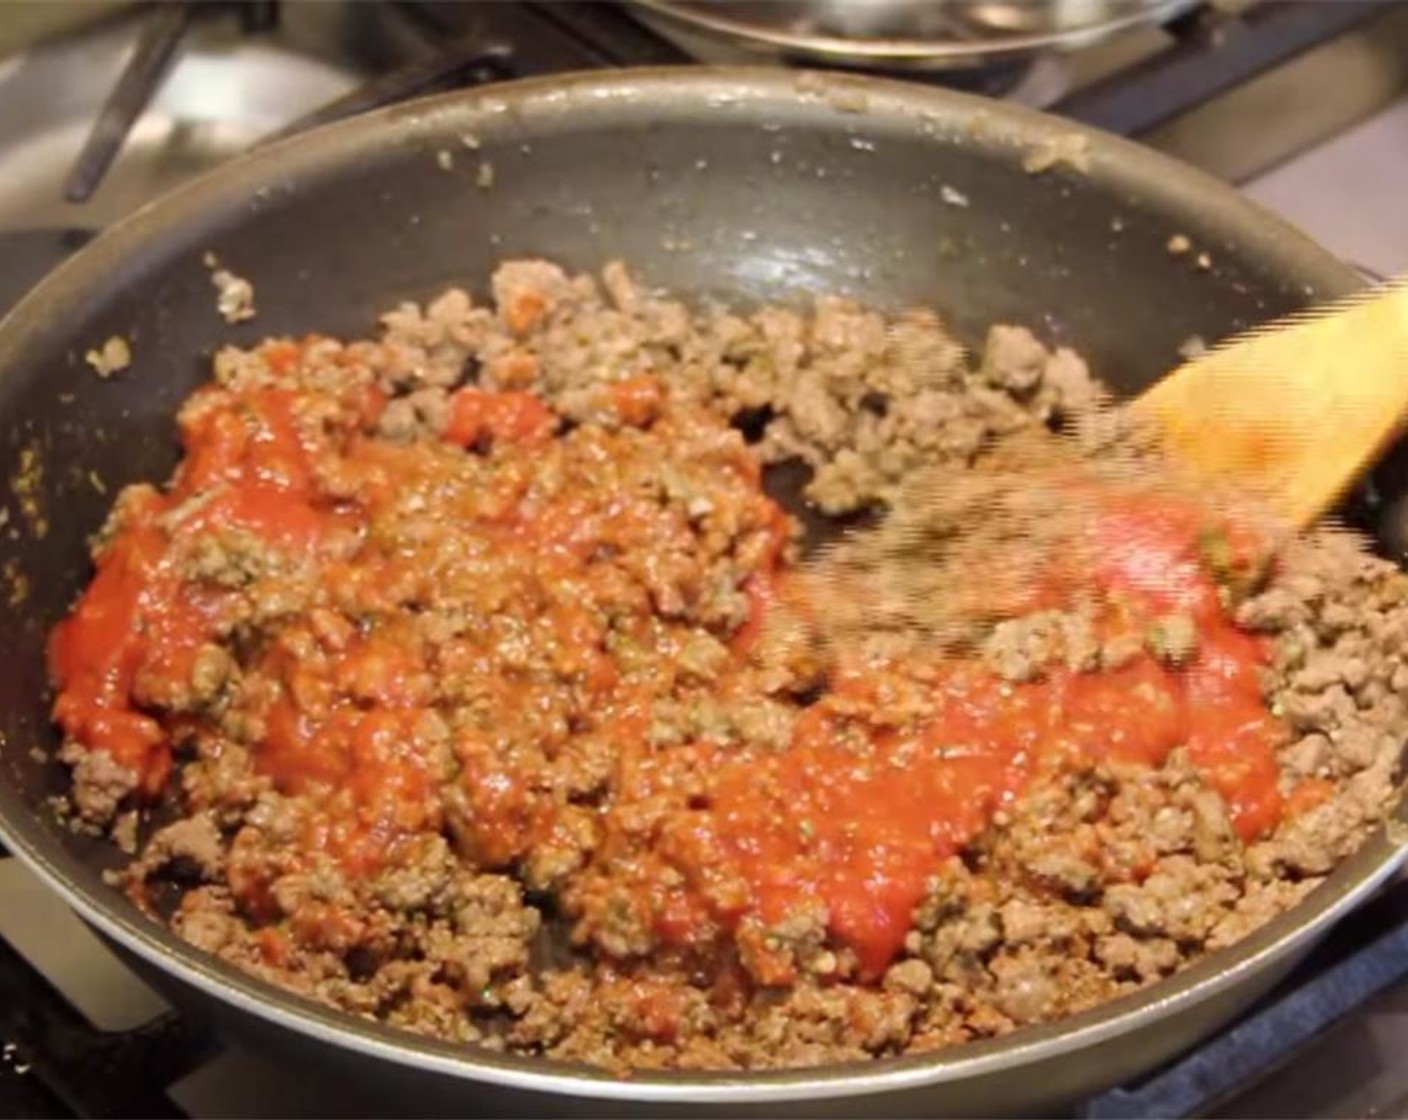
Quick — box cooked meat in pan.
[48,259,1406,1071]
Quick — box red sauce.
[609,375,665,427]
[48,365,385,800]
[50,352,1290,984]
[48,501,174,792]
[443,386,556,449]
[630,490,1286,979]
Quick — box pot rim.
[629,0,1197,71]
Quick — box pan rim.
[0,65,1401,1104]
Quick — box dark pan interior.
[0,68,1395,1107]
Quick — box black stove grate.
[1052,0,1391,135]
[0,927,213,1120]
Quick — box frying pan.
[0,68,1404,1117]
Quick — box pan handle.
[1079,881,1408,1119]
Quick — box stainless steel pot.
[628,0,1194,71]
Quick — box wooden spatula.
[1132,279,1408,529]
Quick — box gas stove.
[4,3,1408,1117]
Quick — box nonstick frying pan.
[0,68,1404,1117]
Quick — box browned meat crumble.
[49,259,1405,1073]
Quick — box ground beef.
[51,258,1405,1074]
[61,742,138,824]
[129,812,225,881]
[84,335,132,379]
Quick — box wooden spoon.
[1132,278,1408,529]
[804,280,1408,652]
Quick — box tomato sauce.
[51,358,378,792]
[48,371,340,790]
[48,503,176,793]
[633,490,1286,979]
[49,342,1290,985]
[443,386,556,448]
